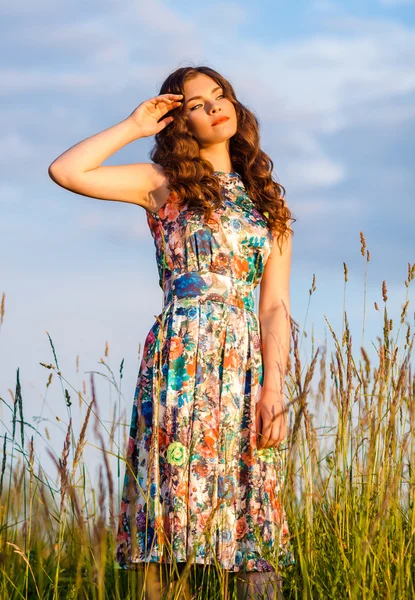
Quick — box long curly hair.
[150,65,296,253]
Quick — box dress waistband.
[162,271,256,314]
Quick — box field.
[1,242,414,599]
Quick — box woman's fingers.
[257,414,286,449]
[150,94,183,108]
[148,96,182,118]
[157,93,183,100]
[263,422,283,449]
[255,404,261,436]
[150,93,182,102]
[256,405,269,449]
[257,415,273,449]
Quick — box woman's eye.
[190,94,225,111]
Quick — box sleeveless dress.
[116,171,295,573]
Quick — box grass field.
[1,241,414,599]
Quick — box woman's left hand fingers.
[263,421,285,448]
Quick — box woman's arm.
[259,303,291,396]
[256,231,292,448]
[48,93,182,209]
[48,118,142,177]
[48,120,163,209]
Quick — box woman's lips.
[212,117,229,126]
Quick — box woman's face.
[182,73,238,146]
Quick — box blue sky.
[1,0,414,488]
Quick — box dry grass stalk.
[0,291,5,326]
[71,398,95,480]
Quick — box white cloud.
[3,4,414,203]
[283,157,346,192]
[231,29,415,122]
[295,196,361,218]
[268,130,347,193]
[0,4,413,228]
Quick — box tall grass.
[0,240,414,599]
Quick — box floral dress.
[116,171,295,573]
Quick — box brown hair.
[150,65,296,253]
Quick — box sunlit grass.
[0,236,414,599]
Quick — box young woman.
[49,65,296,599]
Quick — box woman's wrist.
[261,387,285,399]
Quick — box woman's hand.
[256,389,287,450]
[126,93,183,138]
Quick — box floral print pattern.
[167,441,187,467]
[116,171,295,572]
